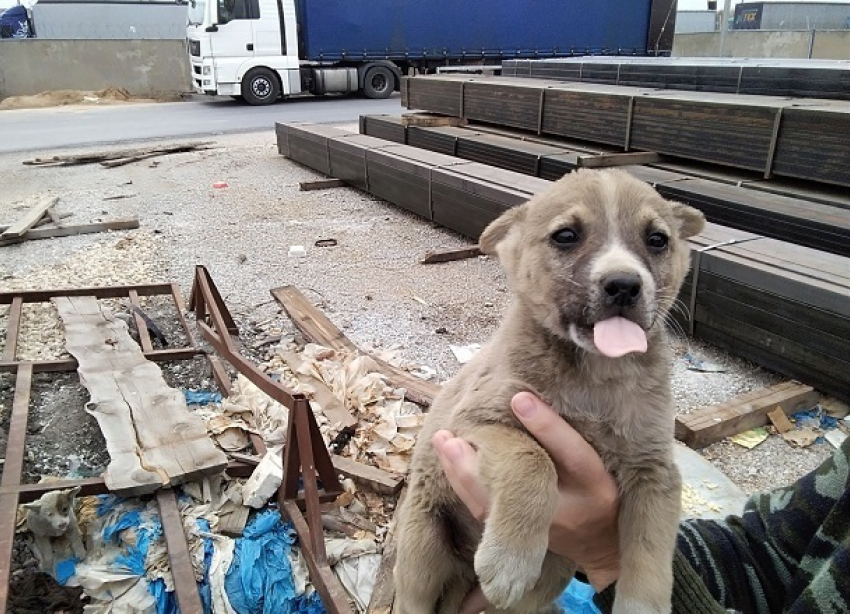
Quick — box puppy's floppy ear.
[21,501,41,511]
[671,201,705,239]
[479,204,526,255]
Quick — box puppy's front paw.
[475,538,546,609]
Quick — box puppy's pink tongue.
[593,317,647,358]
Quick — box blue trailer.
[186,0,676,105]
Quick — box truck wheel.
[242,68,280,105]
[363,66,394,99]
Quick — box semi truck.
[186,0,677,105]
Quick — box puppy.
[394,169,705,614]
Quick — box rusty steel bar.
[193,268,351,613]
[283,501,353,614]
[128,290,154,353]
[0,363,34,613]
[1,477,109,504]
[0,347,204,374]
[171,283,198,348]
[0,283,176,304]
[3,297,22,363]
[157,489,204,614]
[294,398,326,562]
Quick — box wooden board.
[277,349,357,429]
[271,286,441,407]
[1,196,59,239]
[675,381,820,449]
[0,218,140,247]
[55,296,227,495]
[330,454,403,496]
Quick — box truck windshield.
[187,0,207,26]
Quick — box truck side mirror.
[206,24,219,32]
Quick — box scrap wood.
[675,381,820,449]
[230,451,403,496]
[331,454,404,496]
[278,348,358,429]
[23,141,214,167]
[54,295,228,495]
[420,245,482,264]
[767,406,795,433]
[0,218,140,246]
[271,285,441,407]
[0,196,59,239]
[0,210,70,233]
[217,499,251,537]
[300,178,347,191]
[367,487,407,614]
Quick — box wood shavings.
[263,342,425,474]
[681,484,723,518]
[1,232,164,360]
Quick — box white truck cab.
[186,0,397,104]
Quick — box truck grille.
[189,39,201,56]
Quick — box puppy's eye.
[551,228,579,247]
[647,232,668,252]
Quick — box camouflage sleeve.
[595,437,850,614]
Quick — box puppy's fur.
[394,169,705,614]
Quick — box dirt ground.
[0,127,834,500]
[0,87,178,111]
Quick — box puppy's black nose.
[603,275,642,307]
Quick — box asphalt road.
[1,94,405,154]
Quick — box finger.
[459,584,489,614]
[433,433,490,520]
[511,392,608,485]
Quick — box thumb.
[511,391,608,484]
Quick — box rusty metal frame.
[0,283,211,613]
[189,265,352,614]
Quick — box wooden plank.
[576,151,662,168]
[157,489,204,614]
[23,142,214,167]
[331,454,404,496]
[421,245,482,264]
[0,218,140,246]
[401,113,465,128]
[217,499,251,537]
[271,285,441,407]
[278,349,357,428]
[675,382,820,449]
[1,196,59,239]
[54,296,227,495]
[367,487,407,614]
[299,179,348,191]
[0,210,70,233]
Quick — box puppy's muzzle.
[602,273,642,308]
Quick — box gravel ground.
[0,126,832,496]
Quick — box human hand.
[432,391,621,608]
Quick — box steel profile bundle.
[359,115,850,258]
[276,122,850,402]
[501,57,850,101]
[402,75,850,188]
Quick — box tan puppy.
[394,169,705,614]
